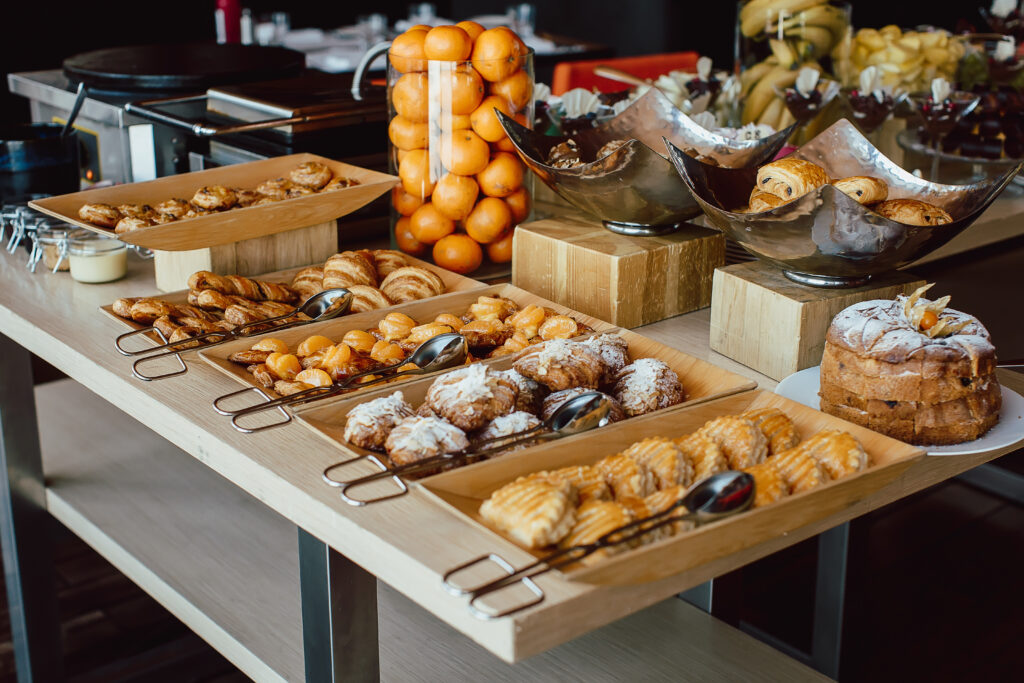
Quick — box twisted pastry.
[187,271,298,303]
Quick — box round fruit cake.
[819,286,1001,446]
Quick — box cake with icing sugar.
[819,288,1000,445]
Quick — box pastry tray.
[421,389,925,587]
[29,153,397,251]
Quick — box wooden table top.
[1,245,1021,663]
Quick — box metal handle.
[352,41,391,100]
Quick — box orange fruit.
[485,228,515,263]
[388,115,428,150]
[433,233,483,273]
[476,152,523,198]
[471,27,524,82]
[409,202,456,244]
[392,72,429,123]
[398,148,435,198]
[394,147,411,166]
[424,25,473,61]
[439,129,491,176]
[444,113,473,131]
[489,69,533,112]
[443,66,485,115]
[432,173,480,221]
[408,24,432,31]
[389,29,428,73]
[464,196,512,243]
[492,136,516,153]
[470,95,514,142]
[394,216,427,256]
[504,186,531,223]
[392,186,424,216]
[456,20,486,43]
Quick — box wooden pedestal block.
[512,214,725,328]
[710,261,926,381]
[153,220,339,292]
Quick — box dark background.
[0,0,990,127]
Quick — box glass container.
[68,233,127,283]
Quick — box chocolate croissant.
[831,176,888,205]
[874,198,952,226]
[755,157,829,201]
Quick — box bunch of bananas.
[839,26,966,92]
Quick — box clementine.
[464,196,512,243]
[394,216,427,256]
[432,173,480,221]
[388,115,428,150]
[392,186,424,216]
[489,69,533,112]
[485,228,515,263]
[476,152,523,198]
[455,20,486,43]
[439,129,490,175]
[392,72,429,123]
[470,27,523,82]
[433,233,483,273]
[388,29,428,73]
[470,95,514,142]
[443,66,485,115]
[409,202,456,244]
[504,186,531,223]
[424,25,473,61]
[398,148,435,198]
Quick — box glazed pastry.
[193,290,251,311]
[78,203,122,228]
[534,465,610,502]
[191,185,237,210]
[256,178,291,199]
[742,407,800,455]
[512,339,605,391]
[747,189,787,213]
[289,161,333,190]
[370,249,409,279]
[467,295,519,321]
[771,446,829,493]
[559,500,634,564]
[343,391,415,452]
[506,305,547,338]
[697,415,768,469]
[540,388,624,423]
[291,267,325,300]
[423,364,518,431]
[323,251,378,289]
[322,176,360,191]
[755,157,829,201]
[460,319,513,351]
[831,176,888,205]
[741,461,789,508]
[675,433,729,482]
[579,333,631,385]
[154,198,191,219]
[153,316,180,341]
[797,431,868,479]
[379,266,445,303]
[127,298,176,324]
[287,186,316,198]
[611,358,685,416]
[480,476,577,549]
[111,297,140,318]
[116,204,154,219]
[115,216,154,234]
[498,369,549,414]
[621,437,693,489]
[384,416,469,467]
[346,285,394,313]
[594,453,656,499]
[874,198,952,226]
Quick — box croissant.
[343,391,415,452]
[611,358,685,416]
[371,249,410,279]
[831,176,888,205]
[346,285,394,313]
[755,157,829,201]
[291,267,325,300]
[323,251,378,289]
[379,266,446,303]
[874,198,952,226]
[385,416,469,467]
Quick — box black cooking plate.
[63,43,306,92]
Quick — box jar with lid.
[29,224,86,273]
[68,233,128,283]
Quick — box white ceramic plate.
[775,366,1024,456]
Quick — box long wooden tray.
[29,153,397,251]
[420,390,925,588]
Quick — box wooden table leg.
[0,333,64,682]
[298,528,380,682]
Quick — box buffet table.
[1,243,1021,682]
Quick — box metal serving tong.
[113,289,353,382]
[217,332,470,434]
[442,471,755,619]
[323,391,615,506]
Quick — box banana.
[740,0,825,38]
[757,96,785,130]
[740,60,776,96]
[770,38,799,68]
[785,25,834,56]
[742,66,799,124]
[782,3,848,39]
[777,106,797,132]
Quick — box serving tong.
[323,391,615,506]
[442,471,754,619]
[114,288,353,381]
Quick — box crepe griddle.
[63,43,305,93]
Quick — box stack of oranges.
[387,21,533,274]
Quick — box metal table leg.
[298,528,379,682]
[0,333,64,683]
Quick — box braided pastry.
[423,364,518,431]
[128,298,176,324]
[187,271,297,303]
[379,266,445,303]
[512,339,604,391]
[324,251,378,289]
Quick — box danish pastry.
[831,176,888,205]
[115,216,154,234]
[579,333,631,385]
[743,407,800,455]
[154,198,191,218]
[675,433,729,482]
[191,185,237,210]
[741,461,789,508]
[621,437,693,489]
[755,157,829,201]
[643,485,694,536]
[480,476,577,549]
[256,178,291,200]
[540,388,624,423]
[797,430,868,480]
[289,161,333,190]
[234,189,261,207]
[594,453,656,499]
[287,186,316,198]
[771,446,829,493]
[384,416,469,467]
[513,339,605,391]
[460,319,513,351]
[874,198,952,226]
[371,250,410,279]
[423,364,518,431]
[78,203,122,228]
[347,285,394,313]
[497,369,548,414]
[559,500,634,564]
[323,251,378,289]
[379,266,445,303]
[611,358,685,416]
[697,415,768,469]
[747,189,788,213]
[343,391,415,452]
[128,298,177,324]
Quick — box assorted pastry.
[477,408,869,565]
[226,295,594,397]
[819,284,1001,446]
[545,138,632,168]
[340,334,687,471]
[78,161,359,234]
[737,156,954,226]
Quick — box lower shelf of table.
[36,379,829,682]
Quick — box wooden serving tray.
[420,390,925,587]
[29,153,397,251]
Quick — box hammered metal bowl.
[498,88,796,236]
[667,118,1023,287]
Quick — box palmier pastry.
[115,216,154,234]
[322,176,359,191]
[611,358,685,416]
[594,453,655,499]
[116,204,154,219]
[379,266,445,303]
[742,407,800,455]
[154,198,191,219]
[78,203,122,228]
[513,339,604,391]
[771,446,829,493]
[831,176,888,205]
[347,285,394,313]
[474,412,543,455]
[256,178,291,199]
[697,415,768,469]
[480,476,576,549]
[675,433,728,482]
[370,249,409,279]
[343,391,415,452]
[797,430,868,480]
[460,319,513,351]
[323,251,378,289]
[747,189,787,213]
[384,416,469,467]
[535,465,610,502]
[579,333,631,385]
[621,437,693,489]
[874,198,952,226]
[498,369,549,414]
[423,364,518,431]
[289,161,333,190]
[540,388,624,423]
[741,461,789,508]
[559,500,635,564]
[291,267,325,300]
[755,157,829,201]
[191,185,237,210]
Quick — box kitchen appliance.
[0,124,80,203]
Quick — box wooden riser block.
[153,220,338,292]
[710,261,926,381]
[511,214,725,328]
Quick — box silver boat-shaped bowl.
[666,118,1023,287]
[498,88,795,236]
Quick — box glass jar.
[386,32,535,275]
[68,233,127,283]
[29,224,85,273]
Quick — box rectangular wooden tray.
[419,390,925,587]
[29,153,397,251]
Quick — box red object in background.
[215,0,242,44]
[551,51,700,95]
